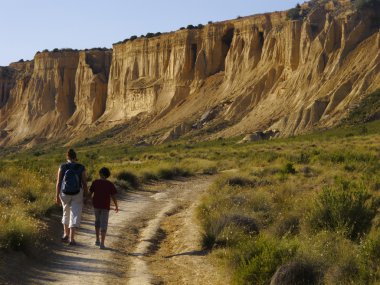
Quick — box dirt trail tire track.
[147,178,231,285]
[16,176,226,285]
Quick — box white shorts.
[60,189,83,228]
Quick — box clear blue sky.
[1,0,301,66]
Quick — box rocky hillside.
[0,0,379,147]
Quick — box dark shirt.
[89,179,117,210]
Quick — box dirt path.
[146,178,231,285]
[18,176,228,285]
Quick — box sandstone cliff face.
[69,50,112,127]
[0,67,16,109]
[0,1,379,146]
[0,50,111,146]
[105,23,236,121]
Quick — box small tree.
[187,24,195,29]
[354,0,380,9]
[287,4,301,20]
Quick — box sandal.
[61,235,69,243]
[69,241,77,246]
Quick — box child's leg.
[100,229,107,245]
[94,208,101,242]
[99,210,110,247]
[96,227,100,242]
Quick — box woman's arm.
[81,170,89,197]
[55,168,62,205]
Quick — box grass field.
[0,120,379,284]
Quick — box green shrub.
[203,166,217,175]
[232,235,297,285]
[275,215,300,237]
[201,215,228,250]
[141,171,159,182]
[309,182,378,240]
[343,89,380,124]
[0,177,13,188]
[156,167,191,180]
[282,163,296,174]
[300,166,314,177]
[359,230,380,282]
[0,216,36,251]
[201,214,259,250]
[116,171,140,188]
[227,176,257,187]
[344,164,356,172]
[270,260,322,285]
[297,152,310,164]
[323,152,345,163]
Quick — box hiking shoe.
[69,241,77,246]
[95,240,100,246]
[61,236,69,243]
[99,244,106,250]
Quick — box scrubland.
[0,120,379,284]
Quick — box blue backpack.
[61,163,82,195]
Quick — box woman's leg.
[69,227,76,242]
[64,224,70,238]
[60,195,71,239]
[69,192,83,243]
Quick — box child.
[89,167,119,249]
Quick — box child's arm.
[111,195,119,213]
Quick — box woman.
[55,149,88,245]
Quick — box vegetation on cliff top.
[353,0,380,9]
[114,22,205,45]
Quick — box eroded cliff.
[0,0,379,146]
